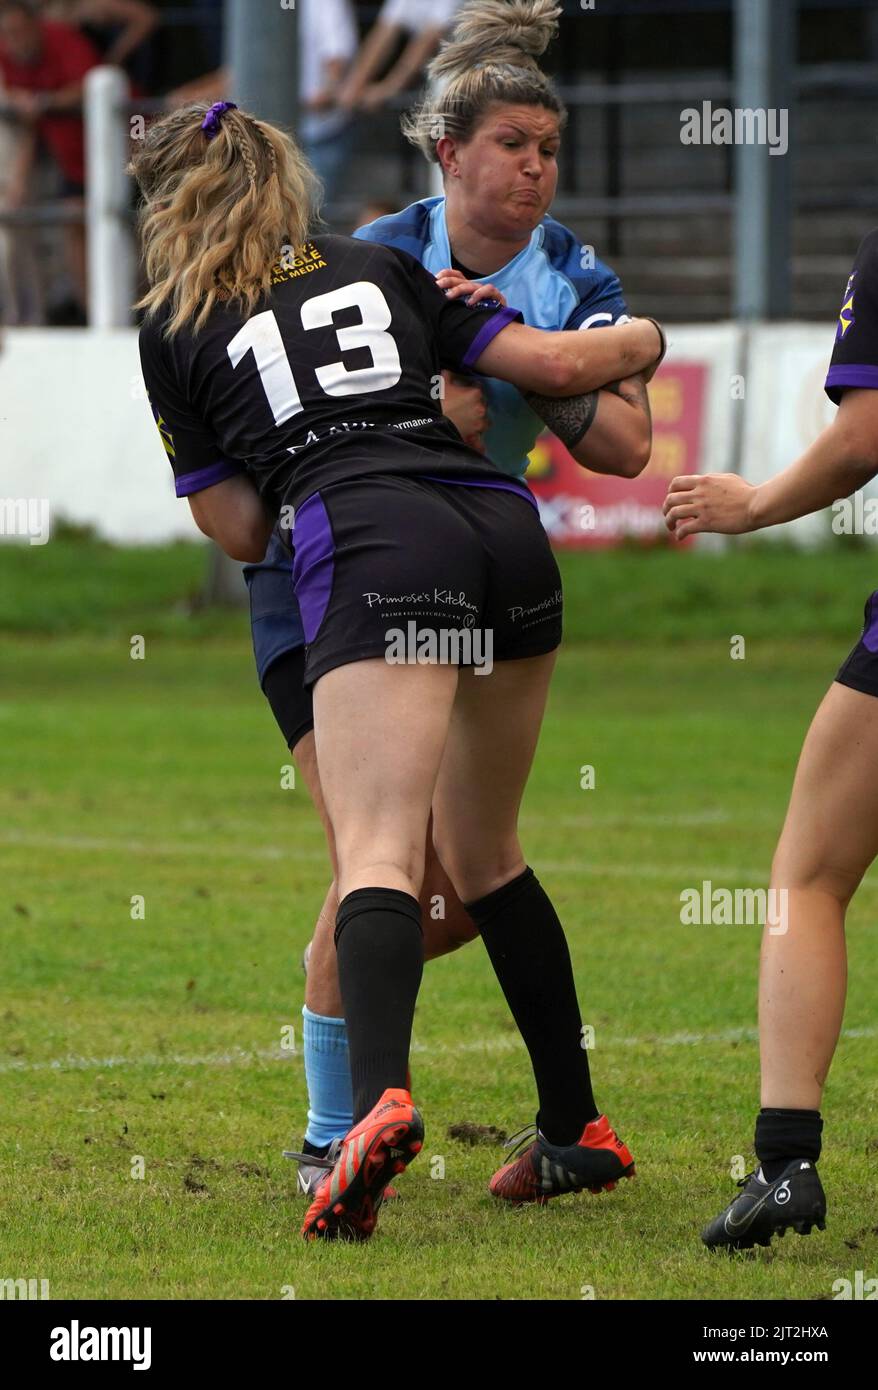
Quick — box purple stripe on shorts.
[461,305,522,370]
[422,473,539,512]
[291,492,335,644]
[825,364,878,394]
[862,593,878,653]
[174,459,246,497]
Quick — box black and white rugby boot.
[701,1158,826,1251]
[283,1137,343,1197]
[283,1135,402,1201]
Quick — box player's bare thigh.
[291,730,476,955]
[432,652,558,904]
[771,680,878,899]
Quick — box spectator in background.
[166,0,359,206]
[297,0,358,203]
[0,61,40,321]
[41,1,159,90]
[338,0,462,113]
[0,0,100,321]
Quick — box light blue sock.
[302,1005,353,1149]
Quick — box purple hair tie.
[201,101,237,140]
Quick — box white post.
[85,65,136,328]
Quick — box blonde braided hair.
[129,103,321,336]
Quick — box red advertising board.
[524,362,708,548]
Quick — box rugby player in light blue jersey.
[244,0,656,1203]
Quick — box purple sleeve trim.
[825,364,878,396]
[174,459,246,497]
[460,305,523,370]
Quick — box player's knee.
[420,894,480,958]
[435,840,526,908]
[336,846,425,901]
[772,842,861,909]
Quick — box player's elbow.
[221,522,271,563]
[595,429,652,479]
[200,515,270,563]
[621,431,653,478]
[834,423,878,481]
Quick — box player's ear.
[435,136,460,180]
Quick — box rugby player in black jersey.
[664,229,878,1251]
[132,100,665,1240]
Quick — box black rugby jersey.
[139,233,523,516]
[826,228,878,404]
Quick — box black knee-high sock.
[334,887,423,1125]
[465,867,598,1146]
[755,1108,823,1181]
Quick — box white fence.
[0,320,868,548]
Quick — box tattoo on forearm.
[523,389,599,449]
[525,373,651,453]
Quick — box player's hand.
[435,268,507,308]
[441,370,489,446]
[663,472,757,539]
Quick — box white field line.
[4,827,878,892]
[1,1025,875,1075]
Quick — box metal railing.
[1,35,877,324]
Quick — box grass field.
[1,539,877,1300]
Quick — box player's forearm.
[750,419,878,530]
[555,321,664,395]
[188,477,275,562]
[480,319,664,398]
[571,376,652,477]
[523,375,652,478]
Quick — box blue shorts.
[243,532,313,749]
[242,530,304,685]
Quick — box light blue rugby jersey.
[243,196,630,679]
[353,194,631,477]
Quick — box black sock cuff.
[464,866,536,926]
[334,886,422,947]
[755,1107,823,1165]
[759,1108,822,1120]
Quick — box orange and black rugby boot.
[489,1114,635,1205]
[301,1087,423,1241]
